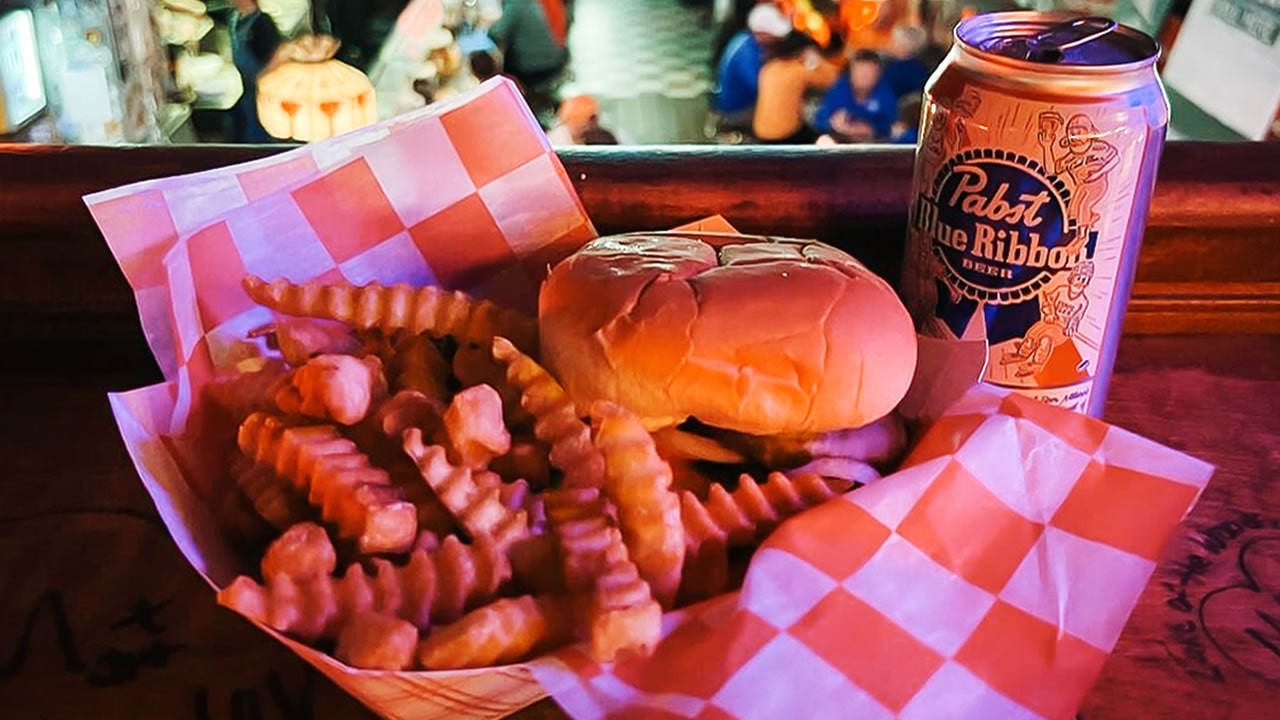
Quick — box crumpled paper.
[88,78,1213,720]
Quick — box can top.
[958,11,1159,69]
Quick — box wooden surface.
[0,142,1277,367]
[0,335,1276,719]
[0,142,1277,718]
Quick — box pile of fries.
[208,275,900,671]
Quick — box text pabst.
[917,164,1083,280]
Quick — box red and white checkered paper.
[529,386,1213,720]
[86,78,594,382]
[91,78,1213,720]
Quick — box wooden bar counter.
[0,143,1276,719]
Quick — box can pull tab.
[1023,16,1117,62]
[983,16,1118,62]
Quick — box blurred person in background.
[469,49,525,93]
[753,31,840,144]
[889,95,922,144]
[488,0,568,90]
[812,49,896,142]
[711,0,769,67]
[546,95,620,146]
[881,24,931,100]
[713,3,793,131]
[229,0,282,142]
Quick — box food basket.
[88,78,1213,720]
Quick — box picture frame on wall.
[1162,0,1280,140]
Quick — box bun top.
[538,232,918,435]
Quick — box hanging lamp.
[256,34,376,142]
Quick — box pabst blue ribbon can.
[903,13,1169,417]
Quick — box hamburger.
[537,231,918,480]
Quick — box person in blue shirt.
[881,24,931,100]
[812,50,897,142]
[713,3,791,130]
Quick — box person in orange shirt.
[546,95,621,146]
[752,32,841,144]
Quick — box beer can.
[902,12,1169,417]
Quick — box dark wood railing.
[0,142,1276,376]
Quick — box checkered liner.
[86,78,594,382]
[91,78,1213,720]
[529,387,1213,719]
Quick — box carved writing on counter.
[1200,536,1280,682]
[193,668,318,720]
[2,590,84,677]
[1158,511,1280,685]
[2,587,324,719]
[0,507,354,719]
[1,591,183,687]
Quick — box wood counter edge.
[0,142,1276,337]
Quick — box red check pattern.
[527,387,1214,720]
[87,78,593,381]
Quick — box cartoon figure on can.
[999,258,1094,380]
[989,110,1117,390]
[1037,111,1119,235]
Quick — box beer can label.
[905,86,1155,414]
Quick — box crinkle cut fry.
[590,402,685,609]
[261,521,337,582]
[681,470,839,556]
[544,487,614,594]
[589,534,664,662]
[442,384,512,470]
[341,394,456,538]
[473,471,544,531]
[675,472,840,604]
[274,354,386,426]
[230,453,313,531]
[237,412,416,554]
[391,332,451,402]
[242,275,538,355]
[416,595,573,670]
[336,611,418,670]
[217,534,511,641]
[543,487,661,661]
[401,428,531,551]
[452,341,532,427]
[491,337,604,490]
[383,450,458,538]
